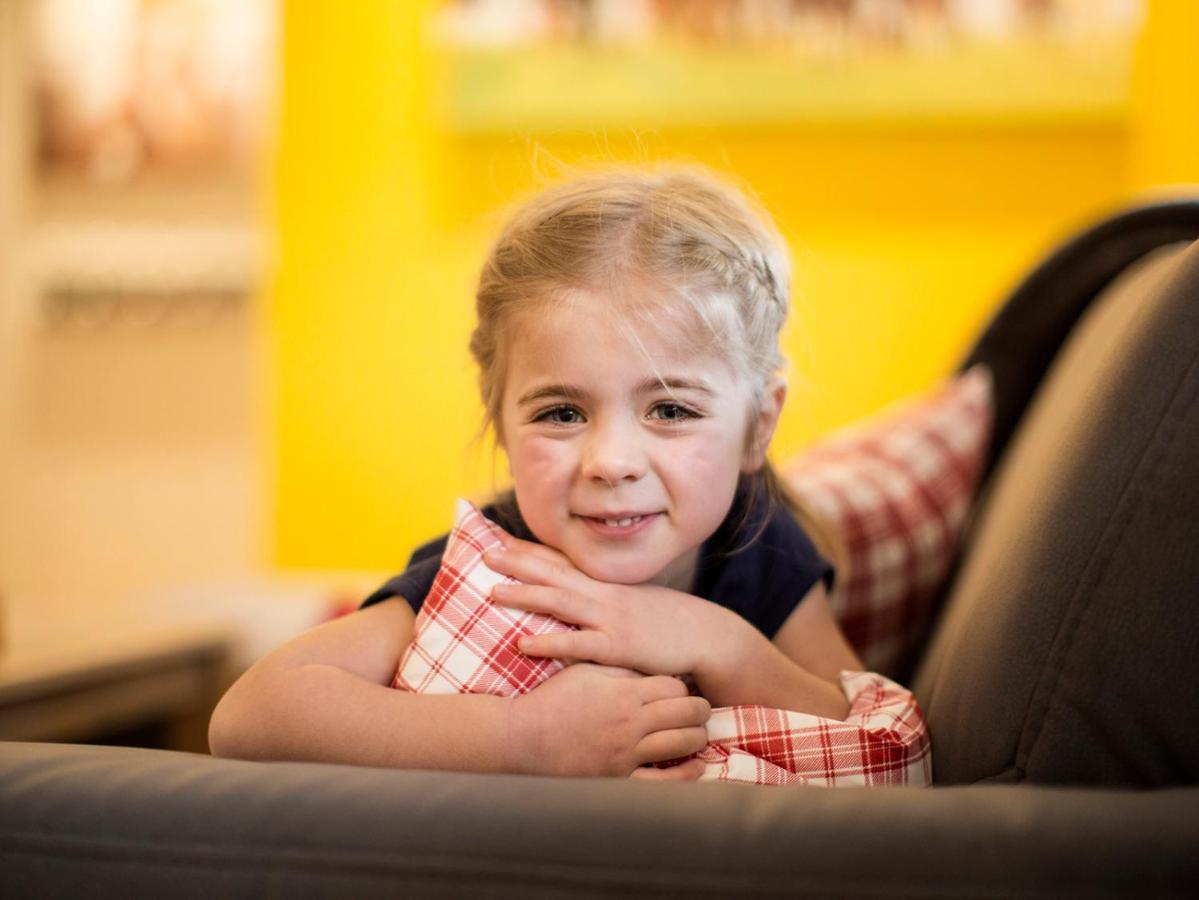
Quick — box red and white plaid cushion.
[698,673,930,785]
[783,365,993,676]
[393,500,574,696]
[395,501,930,786]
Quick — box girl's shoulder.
[693,478,834,636]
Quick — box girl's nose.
[581,421,647,486]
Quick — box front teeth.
[603,516,641,528]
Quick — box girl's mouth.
[578,512,660,537]
[601,514,643,528]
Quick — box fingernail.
[491,582,509,599]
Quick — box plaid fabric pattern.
[393,500,574,696]
[395,501,931,787]
[782,366,993,676]
[697,672,931,785]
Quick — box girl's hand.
[509,663,710,777]
[483,537,742,680]
[485,532,852,718]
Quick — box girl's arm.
[689,581,862,718]
[209,598,513,770]
[208,597,710,777]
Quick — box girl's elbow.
[207,678,265,759]
[207,689,242,758]
[829,698,852,722]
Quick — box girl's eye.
[650,402,698,423]
[535,405,585,425]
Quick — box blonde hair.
[470,164,838,564]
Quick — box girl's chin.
[571,551,697,590]
[528,526,699,589]
[550,546,668,585]
[573,558,663,586]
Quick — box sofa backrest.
[962,200,1199,475]
[913,239,1199,787]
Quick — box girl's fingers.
[492,584,599,628]
[640,695,712,734]
[635,674,692,704]
[634,726,710,767]
[484,547,588,592]
[517,629,609,662]
[495,533,574,568]
[629,759,707,782]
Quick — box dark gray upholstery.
[915,241,1199,787]
[2,741,1197,899]
[962,199,1199,472]
[3,205,1198,897]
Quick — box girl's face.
[499,292,783,590]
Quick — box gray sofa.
[4,201,1199,898]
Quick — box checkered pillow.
[394,501,930,786]
[782,365,994,676]
[392,500,574,696]
[698,672,930,786]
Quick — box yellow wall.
[1131,0,1199,189]
[270,1,1196,571]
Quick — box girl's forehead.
[512,284,731,353]
[505,298,742,394]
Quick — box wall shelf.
[447,39,1132,135]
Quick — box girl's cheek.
[668,435,742,479]
[509,435,571,477]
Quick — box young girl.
[209,166,863,782]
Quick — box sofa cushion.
[3,742,1199,899]
[782,366,992,678]
[914,241,1199,787]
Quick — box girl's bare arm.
[694,582,862,718]
[209,598,516,770]
[208,597,709,775]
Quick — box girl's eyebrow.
[516,384,588,407]
[517,377,716,408]
[638,376,716,397]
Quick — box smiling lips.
[578,511,661,536]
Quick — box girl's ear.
[743,378,787,472]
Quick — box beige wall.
[1,307,259,608]
[0,1,261,622]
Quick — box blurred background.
[0,0,1196,748]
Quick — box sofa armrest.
[1,742,1195,898]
